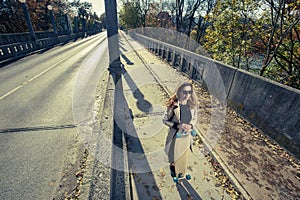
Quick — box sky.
[84,0,105,16]
[83,0,124,16]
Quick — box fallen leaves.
[296,173,300,181]
[207,154,242,200]
[159,168,166,178]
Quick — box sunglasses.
[181,90,193,95]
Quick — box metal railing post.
[19,0,36,41]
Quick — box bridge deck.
[84,32,300,200]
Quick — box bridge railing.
[0,29,101,63]
[129,30,300,159]
[0,30,71,46]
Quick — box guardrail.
[0,31,71,46]
[129,30,300,159]
[0,30,101,64]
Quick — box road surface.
[0,33,108,199]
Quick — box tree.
[162,0,176,17]
[257,0,300,88]
[0,0,99,33]
[160,0,184,31]
[156,11,174,28]
[163,0,210,37]
[139,0,150,27]
[99,13,106,29]
[145,2,161,27]
[185,0,201,37]
[119,1,142,29]
[175,0,184,32]
[204,0,261,70]
[203,0,300,89]
[0,0,25,33]
[194,0,216,44]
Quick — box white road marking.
[0,52,77,100]
[0,36,106,101]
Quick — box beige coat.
[163,101,197,162]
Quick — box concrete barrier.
[227,70,300,157]
[130,31,300,159]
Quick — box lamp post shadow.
[110,71,162,199]
[122,68,152,113]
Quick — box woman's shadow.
[175,179,202,200]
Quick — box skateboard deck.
[174,133,191,176]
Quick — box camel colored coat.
[163,101,198,163]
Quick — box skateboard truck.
[173,173,191,183]
[176,129,197,138]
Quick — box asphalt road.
[0,33,108,199]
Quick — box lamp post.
[104,0,122,75]
[64,12,71,35]
[74,12,79,36]
[81,15,86,37]
[85,16,88,34]
[47,5,58,37]
[19,0,36,40]
[104,2,124,197]
[86,16,90,35]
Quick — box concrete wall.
[227,70,300,157]
[130,31,300,159]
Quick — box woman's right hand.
[177,123,181,129]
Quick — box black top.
[180,103,192,123]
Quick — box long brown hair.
[165,82,198,109]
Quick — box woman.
[163,82,198,178]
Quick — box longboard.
[174,129,197,176]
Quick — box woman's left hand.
[181,123,192,131]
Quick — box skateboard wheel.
[178,173,183,178]
[173,177,179,183]
[191,129,197,136]
[176,132,182,138]
[186,174,191,180]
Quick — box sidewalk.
[119,31,300,200]
[85,32,300,200]
[117,32,235,200]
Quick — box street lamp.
[47,5,58,37]
[63,10,71,35]
[74,12,79,36]
[104,2,123,195]
[104,0,122,75]
[19,0,36,40]
[85,16,90,34]
[82,15,87,37]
